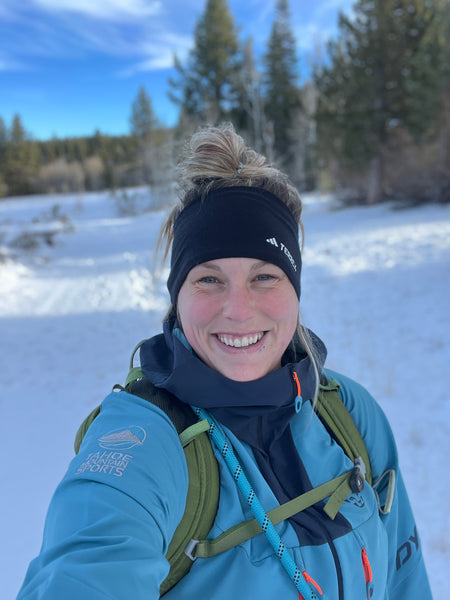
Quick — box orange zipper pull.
[302,571,323,596]
[361,547,373,599]
[293,371,302,412]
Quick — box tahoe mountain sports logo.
[76,427,147,478]
[98,425,146,450]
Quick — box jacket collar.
[140,316,326,450]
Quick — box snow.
[1,189,448,599]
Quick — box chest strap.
[189,467,360,560]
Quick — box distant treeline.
[1,0,449,204]
[0,117,173,197]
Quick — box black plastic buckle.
[350,457,366,493]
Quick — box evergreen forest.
[1,0,448,204]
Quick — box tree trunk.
[367,156,383,204]
[438,90,450,176]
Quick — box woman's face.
[177,257,299,382]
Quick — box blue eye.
[199,276,219,284]
[255,274,276,281]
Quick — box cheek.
[178,293,220,332]
[265,291,298,324]
[263,292,299,347]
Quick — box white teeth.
[218,333,264,348]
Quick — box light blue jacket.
[17,369,432,599]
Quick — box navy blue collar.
[139,317,326,451]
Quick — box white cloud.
[119,55,173,76]
[294,23,333,52]
[314,0,354,20]
[117,32,193,76]
[293,1,355,56]
[0,2,194,71]
[32,0,163,21]
[140,32,193,61]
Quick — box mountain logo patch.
[98,425,146,450]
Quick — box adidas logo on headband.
[266,237,298,272]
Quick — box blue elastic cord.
[192,405,318,600]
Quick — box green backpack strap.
[191,470,352,559]
[125,378,219,596]
[73,349,219,598]
[74,405,100,454]
[161,417,219,594]
[316,378,373,486]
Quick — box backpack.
[74,342,391,596]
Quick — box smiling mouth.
[216,332,264,348]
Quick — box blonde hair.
[159,123,320,403]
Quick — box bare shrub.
[8,203,74,253]
[83,155,105,191]
[323,128,447,205]
[384,128,443,203]
[112,186,173,216]
[111,163,142,188]
[0,174,8,198]
[32,203,73,228]
[113,189,140,216]
[10,231,42,250]
[148,183,175,211]
[38,159,84,194]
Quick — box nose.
[222,283,255,322]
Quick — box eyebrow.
[196,260,271,272]
[195,262,222,272]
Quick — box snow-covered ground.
[1,189,448,599]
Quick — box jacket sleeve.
[325,369,433,600]
[17,391,189,600]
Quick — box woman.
[18,124,431,599]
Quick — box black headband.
[167,186,302,304]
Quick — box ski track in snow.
[1,189,448,599]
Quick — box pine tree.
[436,0,450,193]
[130,86,157,141]
[408,0,450,195]
[263,0,302,173]
[314,0,440,203]
[129,86,173,187]
[0,116,7,148]
[169,0,240,127]
[0,117,7,196]
[229,38,265,151]
[3,114,40,196]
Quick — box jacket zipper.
[328,537,344,600]
[361,546,373,599]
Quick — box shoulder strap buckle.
[184,539,199,562]
[350,456,366,493]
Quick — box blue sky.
[0,0,354,141]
